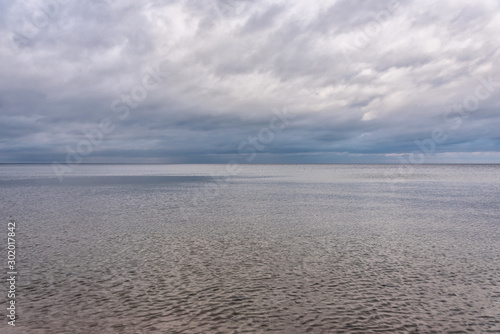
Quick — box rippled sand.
[1,164,499,333]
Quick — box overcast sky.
[1,0,500,164]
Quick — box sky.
[1,0,500,164]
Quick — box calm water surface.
[1,164,499,333]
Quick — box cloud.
[1,0,500,163]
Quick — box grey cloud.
[1,0,500,164]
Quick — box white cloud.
[1,0,500,163]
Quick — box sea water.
[0,164,499,333]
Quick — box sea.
[0,164,499,333]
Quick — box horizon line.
[1,162,500,165]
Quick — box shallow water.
[1,164,499,333]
